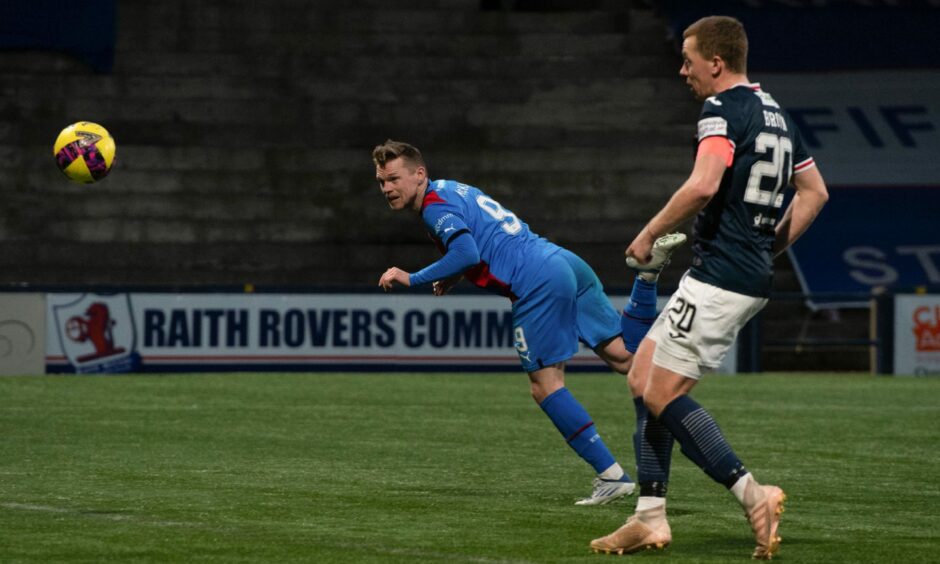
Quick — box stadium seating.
[0,0,697,287]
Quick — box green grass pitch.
[0,372,937,563]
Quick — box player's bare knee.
[528,368,565,404]
[642,385,678,416]
[643,395,667,418]
[627,368,646,396]
[528,378,544,403]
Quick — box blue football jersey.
[421,179,562,299]
[689,83,815,297]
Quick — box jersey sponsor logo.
[434,212,455,231]
[705,96,722,106]
[753,213,777,230]
[697,116,728,140]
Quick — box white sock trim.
[599,462,625,480]
[730,472,754,506]
[636,496,666,512]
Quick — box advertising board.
[46,292,737,374]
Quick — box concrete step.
[110,50,675,79]
[27,162,690,196]
[6,73,698,114]
[8,57,697,126]
[117,6,629,35]
[11,202,661,246]
[0,52,86,74]
[2,143,693,175]
[4,181,661,247]
[115,29,648,57]
[14,97,694,134]
[60,121,692,153]
[0,241,446,286]
[0,236,690,289]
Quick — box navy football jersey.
[421,179,562,299]
[689,83,814,297]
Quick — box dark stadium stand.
[0,0,695,290]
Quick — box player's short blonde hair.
[372,139,426,170]
[684,16,748,74]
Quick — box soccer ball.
[53,121,116,183]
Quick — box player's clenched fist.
[378,267,411,291]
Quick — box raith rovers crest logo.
[53,293,140,373]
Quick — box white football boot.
[626,232,688,282]
[575,476,636,506]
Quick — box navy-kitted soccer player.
[591,16,828,559]
[373,140,686,506]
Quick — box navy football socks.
[635,397,674,497]
[658,395,747,488]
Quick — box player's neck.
[712,72,750,96]
[413,180,429,213]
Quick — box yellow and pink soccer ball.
[53,121,116,183]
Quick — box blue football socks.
[622,279,658,353]
[540,387,621,476]
[658,395,747,488]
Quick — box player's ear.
[710,56,723,77]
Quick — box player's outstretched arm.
[381,233,481,293]
[378,267,411,291]
[774,166,829,257]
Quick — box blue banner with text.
[788,186,940,307]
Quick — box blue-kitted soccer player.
[374,139,686,506]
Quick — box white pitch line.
[1,501,207,529]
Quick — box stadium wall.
[0,289,739,375]
[0,288,932,376]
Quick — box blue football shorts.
[511,249,621,373]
